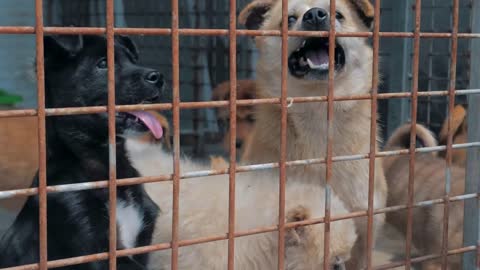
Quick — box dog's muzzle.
[288,8,346,79]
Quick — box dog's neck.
[244,91,374,163]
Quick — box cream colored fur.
[126,139,357,270]
[239,0,387,268]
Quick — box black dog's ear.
[239,0,273,30]
[44,35,84,56]
[116,35,139,62]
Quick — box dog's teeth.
[135,117,139,122]
[307,58,329,70]
[302,40,306,47]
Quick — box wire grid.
[0,0,479,269]
[41,0,474,151]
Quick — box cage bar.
[277,0,289,269]
[366,0,382,268]
[404,0,422,269]
[227,0,238,269]
[170,0,181,269]
[0,1,479,270]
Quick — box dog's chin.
[96,113,151,141]
[288,37,345,80]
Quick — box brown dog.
[212,80,257,156]
[0,116,39,212]
[0,111,171,193]
[438,104,468,167]
[384,123,465,270]
[239,0,386,268]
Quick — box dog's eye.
[288,15,297,28]
[335,11,345,21]
[96,58,108,69]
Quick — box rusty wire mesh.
[0,0,479,269]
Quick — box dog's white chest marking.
[116,200,144,250]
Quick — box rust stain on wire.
[441,0,460,268]
[2,198,477,270]
[277,0,289,269]
[105,0,118,269]
[366,0,382,268]
[170,0,181,269]
[405,0,422,269]
[34,0,48,268]
[322,0,337,268]
[227,0,237,269]
[2,89,480,119]
[2,143,479,200]
[1,26,480,38]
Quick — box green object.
[0,88,23,105]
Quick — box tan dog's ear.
[239,0,273,30]
[439,105,467,145]
[348,0,375,29]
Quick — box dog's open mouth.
[117,111,163,140]
[288,37,345,79]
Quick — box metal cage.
[0,0,479,269]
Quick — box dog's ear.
[348,0,375,29]
[116,35,139,62]
[44,35,84,56]
[239,0,273,30]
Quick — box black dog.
[0,35,163,269]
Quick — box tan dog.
[212,80,257,156]
[132,111,172,150]
[239,0,386,268]
[126,136,358,270]
[438,104,468,167]
[0,111,171,212]
[0,116,39,212]
[384,123,465,270]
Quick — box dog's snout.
[144,71,163,85]
[302,8,329,30]
[144,92,160,103]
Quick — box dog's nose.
[144,71,162,85]
[302,8,329,30]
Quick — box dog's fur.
[212,80,257,156]
[0,116,38,212]
[438,104,468,167]
[384,123,465,270]
[135,112,172,150]
[0,35,163,269]
[238,0,386,268]
[126,138,357,270]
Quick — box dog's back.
[384,123,465,269]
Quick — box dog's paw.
[285,205,311,246]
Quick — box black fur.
[0,35,162,269]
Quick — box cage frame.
[0,0,479,269]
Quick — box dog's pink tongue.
[305,49,329,66]
[127,111,163,139]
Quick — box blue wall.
[0,0,37,109]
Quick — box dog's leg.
[346,212,385,270]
